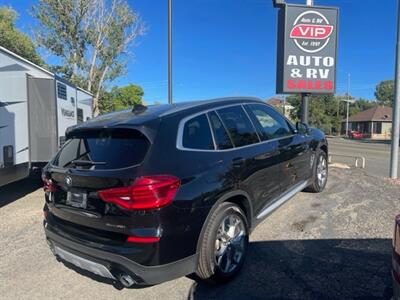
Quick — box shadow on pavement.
[0,176,42,208]
[188,238,393,300]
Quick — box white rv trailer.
[0,46,93,187]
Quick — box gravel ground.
[0,167,399,300]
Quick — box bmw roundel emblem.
[65,176,72,186]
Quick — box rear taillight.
[98,175,180,210]
[42,173,57,193]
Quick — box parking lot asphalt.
[0,167,399,300]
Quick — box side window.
[245,104,292,141]
[208,111,233,150]
[77,108,84,123]
[57,82,67,100]
[216,106,259,147]
[182,114,214,150]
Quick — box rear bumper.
[394,277,400,300]
[393,282,400,300]
[44,222,198,285]
[394,250,400,300]
[394,261,400,300]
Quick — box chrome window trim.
[176,102,297,153]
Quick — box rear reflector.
[127,236,160,243]
[98,175,180,210]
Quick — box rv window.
[77,108,84,123]
[53,129,150,170]
[57,82,67,100]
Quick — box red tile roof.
[344,106,392,122]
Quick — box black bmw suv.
[43,97,328,287]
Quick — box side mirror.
[296,122,309,135]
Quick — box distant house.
[266,97,294,119]
[341,106,392,140]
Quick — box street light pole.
[345,73,351,137]
[168,0,173,104]
[300,0,313,124]
[390,0,400,179]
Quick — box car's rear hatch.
[44,127,155,245]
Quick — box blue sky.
[1,0,398,103]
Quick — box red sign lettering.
[286,80,334,91]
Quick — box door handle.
[232,157,245,168]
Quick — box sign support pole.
[345,73,351,137]
[301,94,309,123]
[390,0,400,179]
[168,0,173,104]
[300,0,314,124]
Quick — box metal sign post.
[274,0,339,124]
[301,0,313,124]
[390,0,400,179]
[168,0,173,104]
[345,73,351,137]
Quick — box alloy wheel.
[214,214,247,274]
[316,155,327,188]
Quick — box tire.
[306,150,328,193]
[196,202,249,283]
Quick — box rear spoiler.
[65,125,158,143]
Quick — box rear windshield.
[52,129,150,170]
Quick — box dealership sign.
[276,4,339,94]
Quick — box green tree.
[99,84,144,113]
[287,94,376,135]
[350,98,376,116]
[287,94,337,134]
[32,0,145,115]
[375,80,394,106]
[0,6,43,65]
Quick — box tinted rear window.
[53,129,150,170]
[208,111,233,150]
[182,114,214,150]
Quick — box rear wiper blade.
[70,160,107,166]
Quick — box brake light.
[98,175,180,210]
[127,236,160,243]
[42,173,57,193]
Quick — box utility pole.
[345,73,350,137]
[390,0,400,179]
[300,0,313,124]
[168,0,173,104]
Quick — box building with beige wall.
[341,106,392,140]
